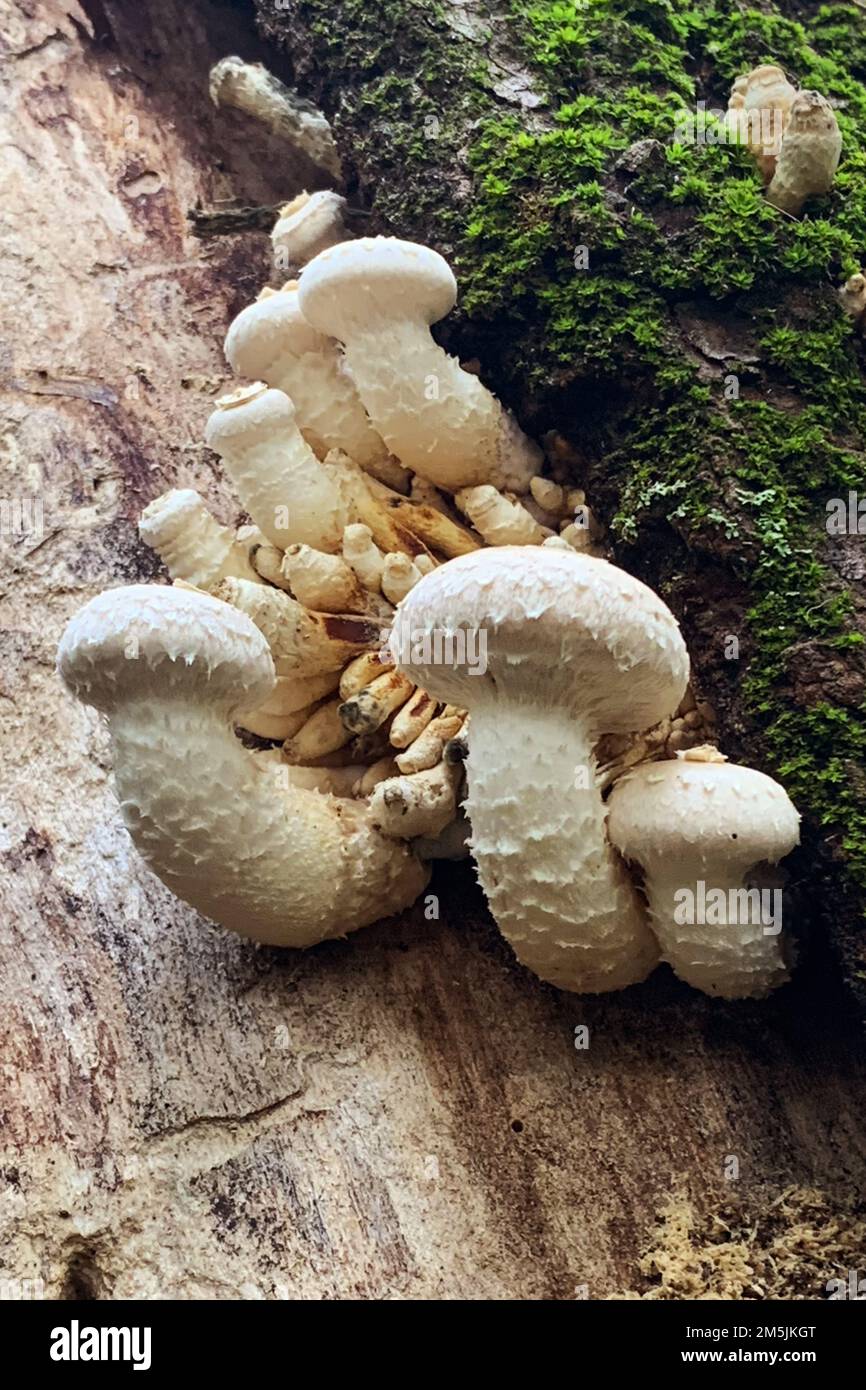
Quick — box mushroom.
[138,488,260,589]
[369,761,462,839]
[297,237,542,493]
[280,543,371,614]
[224,281,407,490]
[204,383,349,552]
[57,585,427,947]
[455,485,550,546]
[607,748,800,998]
[271,190,348,269]
[731,64,797,179]
[840,271,866,325]
[766,91,841,215]
[391,547,690,992]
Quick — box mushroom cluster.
[58,216,799,998]
[726,64,842,215]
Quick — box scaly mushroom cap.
[224,284,327,380]
[298,236,457,342]
[57,583,274,717]
[608,758,800,874]
[391,547,689,733]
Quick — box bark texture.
[1,0,865,1301]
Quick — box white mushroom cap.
[608,757,800,874]
[204,381,296,450]
[224,284,328,380]
[391,547,689,734]
[271,190,348,267]
[298,236,457,342]
[57,583,274,718]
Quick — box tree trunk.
[1,0,864,1301]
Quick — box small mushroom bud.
[281,543,369,614]
[530,475,566,518]
[342,523,385,593]
[395,707,466,774]
[370,761,462,839]
[339,670,415,735]
[608,750,800,999]
[389,686,437,748]
[283,695,354,762]
[298,237,542,492]
[840,272,866,325]
[339,650,394,699]
[381,552,423,604]
[272,190,348,269]
[455,485,550,546]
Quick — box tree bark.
[1,0,864,1301]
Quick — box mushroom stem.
[58,585,427,947]
[298,238,541,493]
[138,489,260,589]
[205,384,348,552]
[464,702,658,992]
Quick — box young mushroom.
[271,190,349,269]
[766,91,842,215]
[730,64,797,179]
[391,547,691,993]
[205,383,349,551]
[607,748,800,998]
[57,585,427,946]
[138,488,260,589]
[224,282,405,489]
[297,237,542,493]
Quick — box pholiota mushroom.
[204,383,349,551]
[390,546,691,993]
[607,747,801,998]
[297,237,542,493]
[57,584,428,946]
[224,281,404,489]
